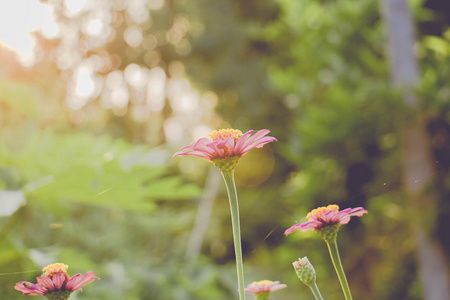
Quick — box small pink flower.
[15,263,99,297]
[285,205,367,235]
[173,128,277,161]
[244,280,287,294]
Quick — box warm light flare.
[0,0,58,66]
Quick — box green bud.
[293,257,316,286]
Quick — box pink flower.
[173,129,277,162]
[285,205,367,235]
[244,280,287,294]
[15,263,99,297]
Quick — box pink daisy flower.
[15,263,99,299]
[285,205,368,235]
[173,128,277,162]
[244,280,287,294]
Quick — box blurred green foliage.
[0,0,449,299]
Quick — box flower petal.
[173,129,276,162]
[172,150,212,159]
[244,280,286,294]
[52,273,67,290]
[270,283,287,292]
[65,273,82,291]
[66,271,100,291]
[239,129,270,151]
[241,135,277,154]
[173,138,215,158]
[242,136,277,152]
[15,281,47,295]
[234,130,254,152]
[37,276,55,291]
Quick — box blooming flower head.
[15,263,99,300]
[293,257,317,286]
[173,129,277,172]
[244,280,287,299]
[285,205,367,242]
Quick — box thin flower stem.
[308,281,324,300]
[326,239,353,300]
[221,170,246,300]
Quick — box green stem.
[221,170,246,300]
[326,239,352,300]
[308,281,324,300]
[254,292,270,300]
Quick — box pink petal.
[172,138,216,159]
[252,136,278,148]
[15,281,47,295]
[172,150,212,159]
[206,140,225,157]
[239,129,271,151]
[301,221,322,230]
[285,221,319,235]
[192,138,216,154]
[52,273,67,290]
[244,286,259,293]
[217,137,235,154]
[244,281,286,294]
[320,210,337,223]
[270,283,287,292]
[66,271,99,291]
[336,207,367,224]
[337,215,352,224]
[284,223,303,235]
[37,276,55,291]
[349,207,368,216]
[65,274,82,291]
[234,130,254,152]
[241,135,277,154]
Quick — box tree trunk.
[381,0,450,299]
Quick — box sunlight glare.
[124,26,143,47]
[125,64,149,90]
[64,0,87,17]
[126,0,149,23]
[86,19,104,36]
[102,71,130,108]
[0,0,58,66]
[147,67,166,111]
[148,0,165,10]
[164,117,184,143]
[75,67,95,98]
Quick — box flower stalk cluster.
[174,128,368,300]
[286,205,367,300]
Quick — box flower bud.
[293,257,316,286]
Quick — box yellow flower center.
[307,205,339,220]
[208,129,243,142]
[252,280,274,286]
[41,263,69,277]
